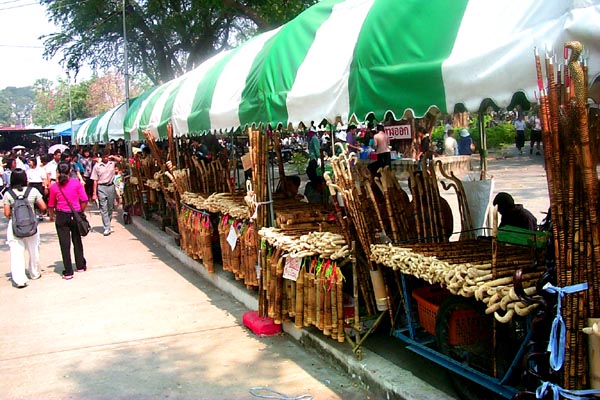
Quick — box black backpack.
[9,187,38,238]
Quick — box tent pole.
[478,110,487,178]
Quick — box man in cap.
[91,150,122,236]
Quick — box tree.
[41,0,317,85]
[0,86,36,126]
[31,78,91,127]
[86,72,149,115]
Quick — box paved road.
[0,209,372,400]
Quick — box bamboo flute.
[330,272,338,338]
[315,265,322,330]
[295,268,304,329]
[324,274,332,336]
[274,256,284,324]
[304,268,311,326]
[336,274,345,343]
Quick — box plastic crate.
[411,285,448,335]
[411,285,485,346]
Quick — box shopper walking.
[513,114,527,155]
[91,151,122,236]
[48,161,89,279]
[79,149,94,201]
[3,168,46,288]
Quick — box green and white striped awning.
[76,103,128,145]
[124,0,600,139]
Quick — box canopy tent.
[76,102,128,145]
[124,0,600,141]
[47,119,91,138]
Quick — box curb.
[131,217,454,400]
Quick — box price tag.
[282,257,302,281]
[241,153,252,171]
[227,224,238,251]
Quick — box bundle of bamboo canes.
[262,248,346,343]
[534,41,599,389]
[218,215,244,280]
[177,204,214,272]
[247,128,270,313]
[240,223,259,288]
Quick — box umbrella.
[124,0,600,139]
[12,145,26,151]
[48,144,69,154]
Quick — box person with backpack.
[48,161,89,280]
[3,168,46,288]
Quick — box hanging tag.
[283,256,302,281]
[227,224,238,251]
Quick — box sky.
[0,0,90,90]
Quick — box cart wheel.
[354,348,363,361]
[435,295,501,400]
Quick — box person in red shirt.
[48,161,89,279]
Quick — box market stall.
[74,0,600,397]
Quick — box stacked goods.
[178,204,214,272]
[274,200,334,227]
[535,41,600,389]
[240,223,259,288]
[181,192,248,219]
[370,240,545,322]
[191,156,231,194]
[259,228,349,260]
[366,165,414,243]
[325,146,394,316]
[407,166,453,243]
[248,128,269,307]
[218,216,244,280]
[142,129,181,227]
[261,248,346,343]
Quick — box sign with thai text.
[384,124,412,140]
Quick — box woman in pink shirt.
[48,161,89,279]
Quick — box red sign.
[384,124,411,140]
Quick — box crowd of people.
[2,145,123,288]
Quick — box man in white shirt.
[530,114,542,155]
[443,129,458,156]
[45,149,61,186]
[513,115,527,155]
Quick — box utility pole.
[67,73,72,146]
[122,0,130,111]
[123,0,132,158]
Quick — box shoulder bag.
[57,185,91,237]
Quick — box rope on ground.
[249,386,313,400]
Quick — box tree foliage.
[41,0,317,85]
[0,86,36,126]
[86,73,146,116]
[31,78,91,127]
